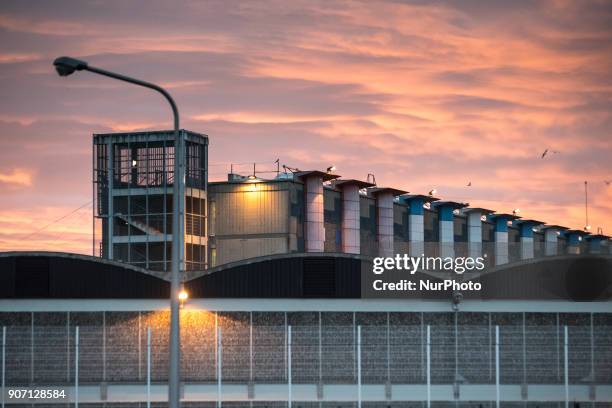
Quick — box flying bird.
[466,181,472,187]
[605,180,611,186]
[540,149,560,159]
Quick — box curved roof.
[2,251,611,301]
[0,251,169,299]
[0,251,164,276]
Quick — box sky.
[0,0,610,254]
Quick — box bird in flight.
[466,181,472,187]
[605,180,611,186]
[541,149,560,159]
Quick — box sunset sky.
[0,0,610,254]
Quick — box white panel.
[409,214,425,256]
[521,236,534,260]
[544,230,558,256]
[305,176,324,252]
[376,193,394,257]
[341,184,361,254]
[467,211,484,258]
[467,212,482,243]
[495,231,508,265]
[439,220,454,258]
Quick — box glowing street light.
[178,290,189,301]
[53,56,183,408]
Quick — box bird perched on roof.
[541,149,560,159]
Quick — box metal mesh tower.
[93,130,208,271]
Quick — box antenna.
[283,164,300,173]
[584,181,590,231]
[275,158,280,176]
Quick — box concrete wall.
[340,185,360,254]
[305,176,325,252]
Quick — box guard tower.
[93,130,208,272]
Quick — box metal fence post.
[288,325,292,408]
[30,313,33,384]
[2,326,5,408]
[564,325,569,408]
[426,325,431,408]
[318,312,322,388]
[217,327,222,408]
[75,326,79,408]
[495,325,500,408]
[357,325,361,408]
[249,312,253,385]
[147,327,151,408]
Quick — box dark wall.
[187,256,361,298]
[0,255,169,299]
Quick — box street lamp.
[53,56,183,408]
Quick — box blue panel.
[438,205,454,222]
[409,198,424,215]
[567,233,580,245]
[495,218,508,233]
[589,239,601,251]
[520,224,533,238]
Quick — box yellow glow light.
[178,290,189,301]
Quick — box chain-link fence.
[1,312,612,405]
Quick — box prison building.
[93,130,208,272]
[1,127,612,406]
[88,130,610,272]
[207,172,604,268]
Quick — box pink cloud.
[0,0,610,252]
[0,168,34,187]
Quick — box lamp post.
[53,56,183,408]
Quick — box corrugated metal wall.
[210,181,291,265]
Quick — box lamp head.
[53,56,88,77]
